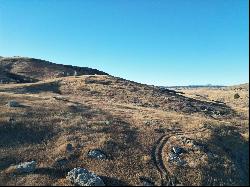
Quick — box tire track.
[152,128,208,186]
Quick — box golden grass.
[0,76,248,186]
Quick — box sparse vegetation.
[0,58,248,186]
[234,93,240,99]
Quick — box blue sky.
[0,0,249,86]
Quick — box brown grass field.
[0,58,249,186]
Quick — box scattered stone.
[168,146,187,166]
[186,139,195,147]
[74,70,78,77]
[16,161,37,173]
[88,149,107,160]
[168,152,179,162]
[67,167,105,186]
[7,100,20,107]
[214,110,221,115]
[200,106,208,111]
[144,121,152,126]
[184,139,205,152]
[172,146,184,155]
[168,153,186,166]
[105,121,111,125]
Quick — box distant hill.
[165,83,249,92]
[227,83,249,91]
[164,85,226,90]
[0,57,108,83]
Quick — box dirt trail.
[152,128,208,186]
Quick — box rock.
[200,106,208,111]
[186,139,195,147]
[74,70,78,76]
[168,153,186,166]
[16,161,37,173]
[192,142,206,152]
[144,121,152,126]
[172,146,184,155]
[105,121,111,125]
[169,147,187,166]
[214,110,221,115]
[88,149,107,160]
[168,153,178,162]
[7,100,20,107]
[67,167,105,186]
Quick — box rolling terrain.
[0,57,249,186]
[0,56,108,83]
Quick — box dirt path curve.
[152,128,208,186]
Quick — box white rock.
[88,149,107,160]
[67,168,105,186]
[16,161,37,173]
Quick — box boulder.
[7,100,20,107]
[16,161,37,173]
[88,149,107,160]
[67,167,105,186]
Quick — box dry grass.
[0,76,248,186]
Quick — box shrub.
[234,93,240,99]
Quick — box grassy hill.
[0,57,248,186]
[0,57,108,83]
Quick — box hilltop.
[0,57,248,186]
[0,57,108,83]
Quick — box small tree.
[234,93,240,99]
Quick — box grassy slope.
[0,76,248,186]
[0,57,108,83]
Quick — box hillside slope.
[0,57,248,186]
[0,57,108,83]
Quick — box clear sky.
[0,0,249,86]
